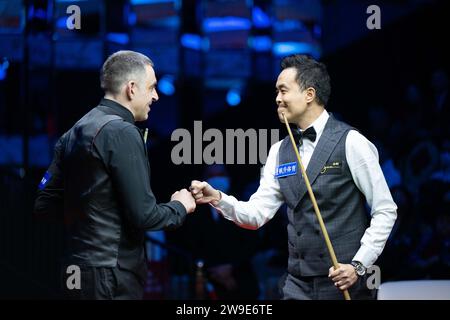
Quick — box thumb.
[195,197,211,205]
[190,180,208,193]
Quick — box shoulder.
[268,140,283,157]
[346,130,374,146]
[329,117,356,137]
[102,119,140,138]
[345,130,379,160]
[96,120,143,152]
[55,131,69,149]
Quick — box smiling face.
[275,67,313,125]
[130,64,159,121]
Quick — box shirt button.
[319,253,324,258]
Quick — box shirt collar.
[99,98,135,124]
[302,109,329,141]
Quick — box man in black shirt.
[34,50,196,299]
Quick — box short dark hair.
[100,50,153,95]
[280,54,331,106]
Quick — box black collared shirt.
[100,98,135,124]
[34,98,187,231]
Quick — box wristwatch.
[351,261,367,276]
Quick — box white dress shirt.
[214,110,397,267]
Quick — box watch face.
[352,262,366,276]
[356,265,366,276]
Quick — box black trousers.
[62,265,145,300]
[279,272,376,300]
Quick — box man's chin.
[277,112,287,123]
[135,114,149,122]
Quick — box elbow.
[393,209,398,224]
[236,222,259,230]
[232,218,264,230]
[130,216,148,231]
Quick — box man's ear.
[125,81,136,100]
[305,87,316,104]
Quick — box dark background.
[0,0,449,299]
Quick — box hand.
[208,264,237,291]
[171,189,196,214]
[190,180,221,205]
[328,263,358,291]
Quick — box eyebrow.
[276,84,288,90]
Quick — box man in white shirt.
[190,54,397,299]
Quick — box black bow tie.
[293,126,316,146]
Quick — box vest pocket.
[320,161,343,175]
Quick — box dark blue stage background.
[0,0,449,299]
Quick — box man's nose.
[153,90,159,102]
[276,93,282,105]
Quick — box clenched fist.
[328,263,358,291]
[190,180,221,205]
[171,189,196,214]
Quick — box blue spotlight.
[203,17,251,33]
[252,6,271,29]
[130,0,175,4]
[106,33,130,45]
[158,75,175,96]
[180,33,203,50]
[0,58,10,81]
[128,12,137,26]
[273,42,321,58]
[226,88,241,107]
[250,35,272,52]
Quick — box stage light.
[106,32,129,45]
[252,6,271,29]
[0,58,10,81]
[203,17,251,33]
[158,75,175,96]
[180,33,203,51]
[273,41,321,58]
[250,35,272,52]
[226,88,241,107]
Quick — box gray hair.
[100,50,154,94]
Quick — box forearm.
[213,190,282,230]
[212,142,284,229]
[139,200,187,231]
[353,207,397,266]
[346,130,398,266]
[121,189,187,231]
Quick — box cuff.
[212,191,230,209]
[352,244,379,267]
[169,200,188,218]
